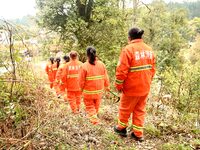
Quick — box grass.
[145,123,161,137]
[161,143,192,150]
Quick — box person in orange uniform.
[55,55,70,97]
[79,46,110,125]
[62,51,82,113]
[52,57,61,94]
[114,27,156,141]
[45,57,54,89]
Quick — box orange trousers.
[59,84,65,96]
[67,91,81,113]
[83,98,101,124]
[53,82,61,96]
[48,76,54,89]
[49,82,54,89]
[117,93,148,137]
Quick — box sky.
[0,0,36,19]
[0,0,197,19]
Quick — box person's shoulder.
[144,43,153,51]
[59,63,65,68]
[80,62,89,71]
[52,63,56,67]
[46,62,50,66]
[125,44,132,49]
[97,60,104,64]
[82,61,88,67]
[78,60,83,65]
[97,60,106,67]
[63,62,69,68]
[121,44,132,53]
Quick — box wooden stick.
[0,80,51,84]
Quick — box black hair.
[63,55,70,62]
[86,46,96,65]
[55,57,61,68]
[128,27,144,40]
[49,57,54,64]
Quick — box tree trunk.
[85,0,93,22]
[76,0,86,18]
[132,0,139,26]
[76,0,94,22]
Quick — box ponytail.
[63,55,70,63]
[55,57,61,68]
[137,29,144,37]
[49,57,54,64]
[86,46,96,65]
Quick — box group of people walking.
[45,27,156,142]
[45,47,109,125]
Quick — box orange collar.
[129,39,143,44]
[70,59,77,62]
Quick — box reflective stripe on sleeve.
[52,68,58,71]
[130,65,152,72]
[90,114,98,119]
[67,74,79,78]
[83,89,104,94]
[86,75,104,80]
[115,79,124,85]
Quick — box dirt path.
[29,61,200,150]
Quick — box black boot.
[114,126,127,137]
[131,132,144,142]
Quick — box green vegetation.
[145,124,161,137]
[161,143,191,150]
[168,1,200,19]
[0,0,200,149]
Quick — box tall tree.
[36,0,128,57]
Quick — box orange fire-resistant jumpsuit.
[55,63,68,96]
[45,63,54,89]
[62,60,83,113]
[115,39,156,137]
[79,60,110,124]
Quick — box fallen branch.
[0,80,50,84]
[17,140,32,150]
[140,1,151,13]
[1,121,50,150]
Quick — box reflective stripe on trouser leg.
[131,124,144,137]
[90,114,99,124]
[132,94,148,137]
[118,94,139,129]
[117,119,128,129]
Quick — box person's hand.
[105,87,110,92]
[117,88,123,94]
[105,92,110,99]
